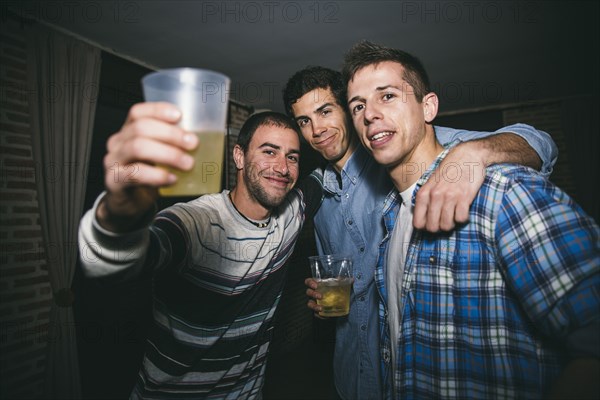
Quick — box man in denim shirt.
[283,67,557,399]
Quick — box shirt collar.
[411,140,460,206]
[382,139,460,214]
[322,146,372,194]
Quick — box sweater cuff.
[78,192,151,279]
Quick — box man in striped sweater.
[78,106,321,399]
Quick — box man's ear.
[233,144,244,170]
[422,92,439,123]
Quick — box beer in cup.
[309,255,353,317]
[142,68,230,196]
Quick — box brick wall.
[225,102,253,189]
[229,102,252,130]
[0,17,51,399]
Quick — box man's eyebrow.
[348,95,363,105]
[376,84,402,91]
[258,142,280,150]
[258,142,300,155]
[294,115,308,123]
[294,102,336,122]
[316,102,335,113]
[348,85,403,104]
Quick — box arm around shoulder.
[439,123,558,175]
[490,123,558,175]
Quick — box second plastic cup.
[309,255,353,317]
[142,68,230,196]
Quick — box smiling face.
[234,124,300,213]
[291,87,358,171]
[347,61,440,185]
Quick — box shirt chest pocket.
[406,234,457,327]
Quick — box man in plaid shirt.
[344,41,599,399]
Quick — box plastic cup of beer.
[142,68,230,196]
[309,255,353,317]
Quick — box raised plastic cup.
[309,255,353,317]
[142,68,230,196]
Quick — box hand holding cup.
[308,255,353,317]
[98,102,199,232]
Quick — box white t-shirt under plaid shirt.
[386,182,416,377]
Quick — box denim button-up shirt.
[315,145,391,400]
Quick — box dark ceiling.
[10,0,600,113]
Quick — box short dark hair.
[282,66,347,117]
[236,111,300,152]
[342,41,431,102]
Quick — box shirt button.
[356,273,362,280]
[360,324,366,331]
[345,193,349,199]
[359,247,364,252]
[383,351,390,363]
[348,220,353,225]
[359,296,365,301]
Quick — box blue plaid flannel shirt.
[376,144,600,399]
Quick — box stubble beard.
[243,164,289,210]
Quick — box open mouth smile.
[367,130,395,148]
[371,131,394,141]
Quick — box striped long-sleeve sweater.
[78,186,320,399]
